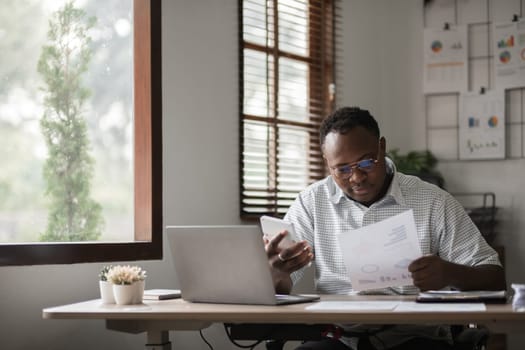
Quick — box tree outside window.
[0,0,135,244]
[0,0,163,266]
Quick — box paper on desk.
[337,210,422,291]
[395,301,486,312]
[306,301,399,311]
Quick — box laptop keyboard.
[275,294,320,305]
[276,294,304,301]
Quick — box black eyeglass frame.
[330,158,379,180]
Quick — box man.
[265,107,505,350]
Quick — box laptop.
[166,225,320,305]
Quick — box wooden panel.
[134,0,152,241]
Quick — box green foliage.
[37,1,104,242]
[387,149,439,175]
[99,265,112,281]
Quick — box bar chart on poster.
[459,90,505,160]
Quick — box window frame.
[239,0,335,219]
[0,0,163,266]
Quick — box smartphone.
[260,215,296,249]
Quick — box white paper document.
[306,301,486,312]
[395,301,486,312]
[306,301,399,311]
[337,210,422,291]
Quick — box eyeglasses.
[330,159,378,180]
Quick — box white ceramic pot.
[133,280,145,304]
[99,280,115,304]
[113,281,145,305]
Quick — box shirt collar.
[328,157,407,206]
[384,158,406,206]
[328,176,345,204]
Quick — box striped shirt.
[284,158,501,349]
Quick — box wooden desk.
[43,295,525,350]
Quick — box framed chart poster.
[459,90,505,160]
[493,20,525,90]
[423,25,468,94]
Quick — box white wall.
[341,0,427,152]
[1,1,524,349]
[164,0,241,227]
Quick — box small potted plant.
[99,265,115,304]
[106,265,147,305]
[387,149,444,188]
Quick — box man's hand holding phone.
[260,215,296,250]
[260,216,314,268]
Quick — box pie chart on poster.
[488,116,498,127]
[499,51,511,63]
[431,40,442,53]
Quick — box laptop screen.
[166,225,279,305]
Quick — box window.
[240,0,336,218]
[0,0,162,265]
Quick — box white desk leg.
[145,330,171,350]
[106,320,211,350]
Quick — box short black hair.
[319,106,380,147]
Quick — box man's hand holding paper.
[337,209,422,291]
[408,255,451,291]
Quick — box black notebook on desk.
[416,290,507,303]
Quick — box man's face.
[323,126,387,206]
